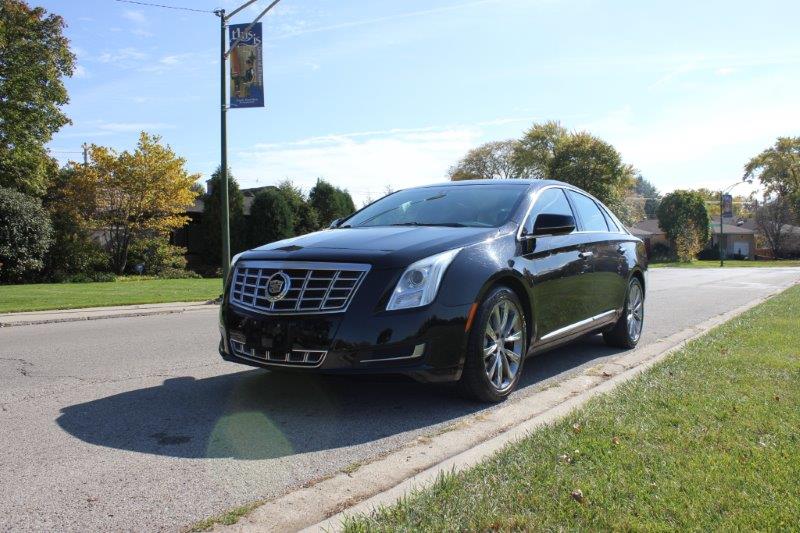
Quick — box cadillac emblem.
[265,271,291,302]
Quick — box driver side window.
[524,188,574,234]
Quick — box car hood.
[239,226,503,269]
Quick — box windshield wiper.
[389,222,467,227]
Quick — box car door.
[565,190,621,320]
[517,187,595,341]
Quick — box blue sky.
[45,0,800,205]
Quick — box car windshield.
[342,184,528,228]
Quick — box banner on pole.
[229,22,264,108]
[722,194,733,218]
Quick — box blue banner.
[229,22,264,108]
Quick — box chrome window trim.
[230,260,371,316]
[539,309,616,341]
[517,183,629,240]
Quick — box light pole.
[718,179,753,267]
[213,0,282,287]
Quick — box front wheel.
[459,286,528,403]
[603,277,644,349]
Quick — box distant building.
[631,217,756,259]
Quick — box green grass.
[650,259,800,268]
[0,278,222,313]
[344,285,800,532]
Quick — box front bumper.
[219,267,472,383]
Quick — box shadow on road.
[56,335,621,460]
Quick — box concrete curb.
[217,278,798,533]
[0,301,219,328]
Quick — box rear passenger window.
[601,207,620,232]
[567,191,608,232]
[524,188,574,234]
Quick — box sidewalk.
[0,300,219,327]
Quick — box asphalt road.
[1,268,798,531]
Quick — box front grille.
[229,260,370,315]
[230,339,326,367]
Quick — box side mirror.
[531,213,575,236]
[328,218,341,229]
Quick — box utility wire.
[113,0,214,14]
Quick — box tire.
[459,286,528,403]
[603,277,644,349]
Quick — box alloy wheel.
[483,299,524,391]
[627,281,644,342]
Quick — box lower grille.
[230,260,370,315]
[230,339,327,367]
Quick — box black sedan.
[219,179,647,402]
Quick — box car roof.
[412,179,567,190]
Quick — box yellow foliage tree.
[65,132,199,273]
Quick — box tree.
[277,179,320,235]
[511,121,568,179]
[0,185,53,281]
[63,132,199,273]
[657,190,710,262]
[43,166,108,278]
[200,167,246,268]
[755,195,796,258]
[247,188,293,248]
[309,179,355,226]
[0,0,75,197]
[633,175,661,218]
[448,140,526,180]
[744,137,800,214]
[509,121,635,210]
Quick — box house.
[629,219,669,256]
[709,217,757,259]
[631,218,757,259]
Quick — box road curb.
[216,279,798,533]
[0,301,219,328]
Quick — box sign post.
[213,1,281,287]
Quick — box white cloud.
[579,77,800,195]
[122,10,147,24]
[97,47,147,64]
[234,126,482,205]
[72,64,89,79]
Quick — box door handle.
[578,251,594,259]
[617,245,626,255]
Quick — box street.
[1,268,798,532]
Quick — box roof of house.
[633,218,755,236]
[632,219,664,235]
[628,226,652,237]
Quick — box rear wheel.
[460,286,527,403]
[603,277,644,349]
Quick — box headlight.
[387,248,461,310]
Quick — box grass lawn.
[651,259,800,268]
[0,278,223,313]
[344,285,800,531]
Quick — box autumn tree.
[509,121,636,214]
[0,0,75,197]
[63,132,199,273]
[657,190,710,262]
[755,196,796,258]
[744,137,800,214]
[448,140,526,180]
